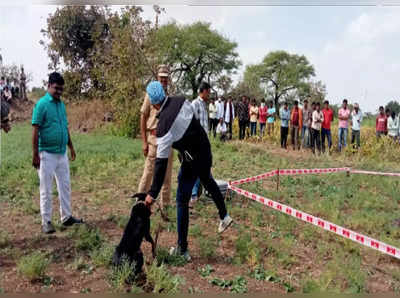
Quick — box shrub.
[70,225,103,252]
[17,252,50,281]
[155,247,187,267]
[0,231,10,248]
[90,243,114,268]
[108,256,136,291]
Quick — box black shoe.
[62,216,84,227]
[42,221,56,234]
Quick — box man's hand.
[32,153,40,169]
[70,147,76,161]
[142,142,149,157]
[145,194,155,210]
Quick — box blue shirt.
[280,107,290,128]
[267,107,276,123]
[32,92,69,154]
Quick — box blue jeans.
[250,122,257,136]
[191,178,200,198]
[301,126,311,148]
[321,128,332,152]
[338,127,348,151]
[177,165,227,252]
[260,123,266,136]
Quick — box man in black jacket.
[144,81,233,261]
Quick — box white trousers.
[38,151,72,224]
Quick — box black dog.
[112,193,155,275]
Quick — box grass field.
[1,122,400,293]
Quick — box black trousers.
[280,126,289,148]
[209,118,218,137]
[311,128,321,154]
[225,121,233,140]
[176,157,228,252]
[239,120,247,140]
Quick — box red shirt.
[259,106,267,123]
[376,114,387,132]
[292,108,300,126]
[322,108,334,130]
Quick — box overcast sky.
[1,4,399,112]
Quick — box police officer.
[137,65,173,214]
[144,81,233,261]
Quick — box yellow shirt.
[250,106,259,123]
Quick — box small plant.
[108,256,136,292]
[90,243,114,268]
[197,264,214,278]
[145,261,183,294]
[210,276,248,293]
[188,224,202,237]
[17,251,50,281]
[155,247,187,267]
[70,225,103,252]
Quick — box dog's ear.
[131,193,147,201]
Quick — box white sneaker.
[218,215,233,233]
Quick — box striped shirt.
[192,96,208,132]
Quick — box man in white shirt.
[224,96,235,140]
[351,103,363,149]
[216,97,225,123]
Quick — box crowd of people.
[206,95,400,154]
[0,66,28,103]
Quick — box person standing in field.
[32,72,83,234]
[351,103,363,149]
[249,99,259,136]
[301,99,312,149]
[279,102,290,149]
[236,95,249,140]
[138,65,173,215]
[216,96,225,127]
[338,99,350,152]
[224,96,235,140]
[388,111,398,141]
[266,100,276,136]
[385,108,391,136]
[208,98,218,138]
[290,100,302,150]
[376,106,388,139]
[321,100,334,153]
[311,102,324,155]
[259,99,267,137]
[190,82,212,206]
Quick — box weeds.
[155,247,187,267]
[108,256,135,292]
[210,276,248,293]
[90,243,114,268]
[17,252,51,281]
[198,236,218,259]
[0,231,10,248]
[197,265,214,278]
[145,261,183,294]
[69,225,103,252]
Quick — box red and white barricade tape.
[350,169,400,177]
[229,184,400,259]
[230,167,351,186]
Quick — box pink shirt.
[338,108,350,128]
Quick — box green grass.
[3,123,400,293]
[17,252,51,281]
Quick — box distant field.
[1,122,400,294]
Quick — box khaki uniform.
[138,94,173,207]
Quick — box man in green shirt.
[32,72,83,234]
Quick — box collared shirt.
[302,107,312,127]
[237,101,249,122]
[250,105,258,122]
[31,92,69,154]
[209,102,217,119]
[322,108,334,130]
[224,101,235,123]
[216,100,224,120]
[351,109,363,131]
[338,108,350,128]
[388,116,399,137]
[192,96,208,132]
[312,110,324,130]
[279,107,290,127]
[140,93,159,132]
